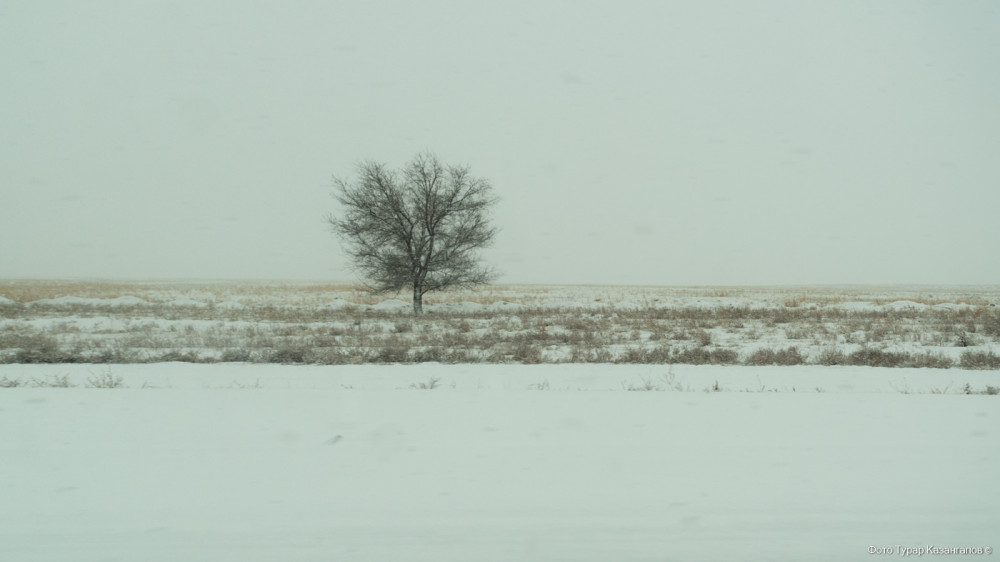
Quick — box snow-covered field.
[1,363,998,561]
[2,281,999,368]
[2,282,998,560]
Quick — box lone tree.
[328,153,499,315]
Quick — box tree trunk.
[412,284,423,315]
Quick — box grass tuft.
[86,368,125,388]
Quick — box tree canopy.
[328,153,499,314]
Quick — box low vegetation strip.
[1,281,998,369]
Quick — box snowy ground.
[1,363,998,561]
[2,281,999,367]
[2,282,998,560]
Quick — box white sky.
[2,1,998,286]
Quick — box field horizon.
[2,279,998,370]
[3,280,998,560]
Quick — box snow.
[167,297,208,307]
[0,295,15,305]
[837,301,883,312]
[426,301,485,314]
[28,295,148,307]
[323,298,358,310]
[485,300,524,311]
[885,300,930,311]
[932,302,972,311]
[371,299,411,312]
[2,363,997,561]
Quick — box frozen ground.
[1,363,998,561]
[2,281,999,367]
[2,282,998,559]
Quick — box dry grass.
[2,280,998,369]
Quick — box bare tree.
[328,153,499,315]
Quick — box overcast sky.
[2,1,998,286]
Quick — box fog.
[2,1,998,285]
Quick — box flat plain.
[1,281,998,561]
[2,280,999,369]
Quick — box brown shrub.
[960,350,1000,370]
[743,347,805,366]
